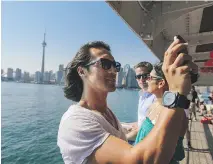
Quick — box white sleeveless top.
[57,104,127,164]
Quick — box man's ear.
[77,66,86,77]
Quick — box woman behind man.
[135,62,188,163]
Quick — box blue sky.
[2,1,159,74]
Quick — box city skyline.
[1,63,136,77]
[1,63,65,85]
[2,63,140,88]
[2,2,159,74]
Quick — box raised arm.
[90,106,184,164]
[90,39,198,164]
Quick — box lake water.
[1,82,139,164]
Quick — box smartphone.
[174,35,198,84]
[175,35,188,55]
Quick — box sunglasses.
[85,58,121,72]
[147,75,163,81]
[135,73,149,80]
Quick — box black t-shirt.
[192,91,198,103]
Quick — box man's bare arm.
[90,106,184,164]
[90,38,198,164]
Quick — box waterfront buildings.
[116,65,139,88]
[35,71,41,83]
[116,68,123,88]
[7,68,13,80]
[15,68,22,81]
[56,64,64,84]
[23,72,30,83]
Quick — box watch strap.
[176,93,190,109]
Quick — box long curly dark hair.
[64,41,111,102]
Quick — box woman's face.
[147,69,165,96]
[83,47,118,93]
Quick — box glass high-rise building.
[44,71,50,83]
[59,64,64,72]
[7,68,13,80]
[23,72,30,82]
[15,68,22,81]
[116,68,123,88]
[35,71,41,83]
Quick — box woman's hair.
[153,62,166,80]
[64,41,111,102]
[153,62,168,90]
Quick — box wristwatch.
[162,91,190,109]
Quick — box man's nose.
[108,66,117,74]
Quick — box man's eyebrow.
[96,51,112,56]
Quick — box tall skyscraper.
[123,64,130,88]
[30,74,35,82]
[7,68,13,80]
[35,71,41,83]
[49,70,55,81]
[62,69,67,85]
[126,68,133,88]
[124,66,138,88]
[59,64,64,72]
[44,71,50,83]
[23,72,30,82]
[15,68,22,81]
[116,68,123,88]
[56,71,63,84]
[40,33,47,83]
[56,64,64,84]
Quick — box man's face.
[135,67,149,91]
[84,47,117,93]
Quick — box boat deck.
[180,115,213,164]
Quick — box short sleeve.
[57,110,110,164]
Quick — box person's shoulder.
[147,93,156,100]
[142,91,151,97]
[150,93,156,98]
[138,90,143,96]
[61,104,82,119]
[57,105,110,164]
[59,104,98,125]
[58,105,104,138]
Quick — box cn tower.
[40,33,47,83]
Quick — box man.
[58,39,198,164]
[189,86,198,120]
[126,62,155,142]
[184,108,192,148]
[134,62,156,127]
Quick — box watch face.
[163,92,176,106]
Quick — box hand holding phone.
[174,35,199,84]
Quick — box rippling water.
[1,82,139,164]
